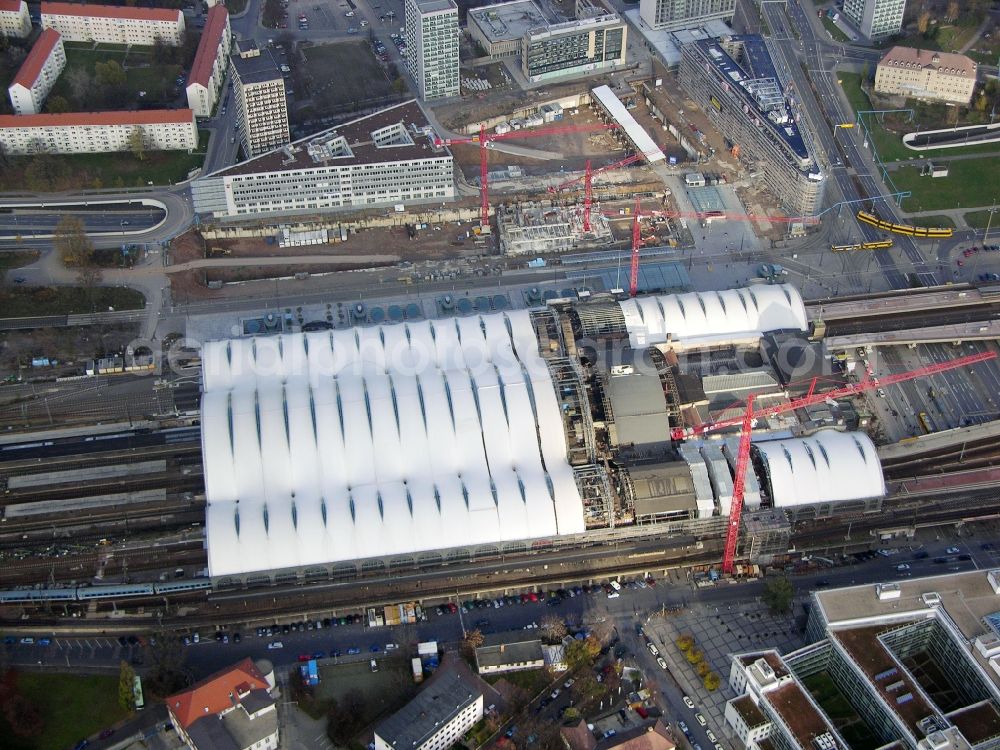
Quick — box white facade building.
[0,110,197,155]
[0,0,31,38]
[639,0,735,31]
[186,5,231,118]
[405,0,459,100]
[874,47,977,105]
[230,43,288,157]
[8,29,65,115]
[842,0,905,39]
[374,671,483,750]
[191,101,455,219]
[41,2,185,45]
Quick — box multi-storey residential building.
[0,109,197,154]
[41,2,185,46]
[523,14,626,82]
[166,658,278,750]
[639,0,735,32]
[186,5,231,117]
[727,571,1000,750]
[842,0,905,39]
[679,35,825,215]
[373,668,483,750]
[404,0,459,100]
[875,47,977,106]
[230,42,288,158]
[0,0,31,38]
[191,101,455,218]
[8,29,65,115]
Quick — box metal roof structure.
[627,462,697,519]
[606,372,669,447]
[591,84,665,163]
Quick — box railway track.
[0,441,201,475]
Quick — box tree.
[686,649,704,665]
[696,660,711,677]
[45,95,70,113]
[539,615,568,644]
[262,0,283,28]
[461,628,484,660]
[704,672,721,691]
[917,10,930,34]
[945,1,959,22]
[118,660,137,711]
[129,127,146,161]
[95,59,126,87]
[565,636,601,670]
[54,216,94,267]
[676,635,695,652]
[0,670,44,738]
[64,67,93,107]
[392,77,408,94]
[143,629,189,700]
[762,577,796,614]
[326,689,365,745]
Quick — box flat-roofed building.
[843,0,905,39]
[523,13,626,82]
[405,0,459,100]
[192,101,454,219]
[230,44,288,157]
[639,0,735,32]
[0,109,197,154]
[679,36,824,215]
[875,47,977,106]
[0,0,31,38]
[41,2,185,45]
[8,28,65,115]
[186,5,231,117]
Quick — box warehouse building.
[41,2,185,45]
[874,47,977,106]
[8,28,65,115]
[186,5,231,118]
[0,0,31,38]
[0,109,197,155]
[679,35,825,215]
[191,101,454,218]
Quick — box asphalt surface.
[0,207,165,238]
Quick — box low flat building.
[0,109,197,155]
[475,631,544,674]
[0,0,31,38]
[874,47,977,106]
[8,28,65,115]
[374,666,483,750]
[192,101,454,219]
[166,658,278,750]
[468,0,548,57]
[41,1,185,45]
[186,5,231,118]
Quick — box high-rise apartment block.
[8,29,65,115]
[0,0,31,38]
[639,0,735,31]
[404,0,459,100]
[230,42,289,158]
[843,0,905,39]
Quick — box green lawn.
[0,250,40,272]
[802,672,881,750]
[909,214,956,228]
[821,16,850,43]
[0,286,145,317]
[50,44,181,108]
[964,209,1000,229]
[901,24,981,55]
[484,667,551,696]
[891,158,1000,212]
[0,672,131,750]
[302,42,396,116]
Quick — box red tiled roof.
[187,5,228,88]
[0,0,25,13]
[12,29,61,89]
[41,1,182,23]
[0,109,194,127]
[166,658,270,730]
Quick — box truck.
[412,657,424,683]
[757,263,788,280]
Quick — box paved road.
[0,207,165,238]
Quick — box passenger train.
[0,578,211,604]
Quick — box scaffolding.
[574,464,616,528]
[547,355,596,465]
[498,201,613,256]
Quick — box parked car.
[683,695,695,709]
[267,641,283,649]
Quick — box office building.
[8,29,65,115]
[875,47,977,106]
[679,35,825,215]
[41,2,185,45]
[374,668,483,750]
[191,101,454,220]
[842,0,905,39]
[230,43,288,157]
[0,0,31,38]
[0,109,197,155]
[639,0,735,32]
[166,658,278,750]
[404,0,459,100]
[186,5,231,118]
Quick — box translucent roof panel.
[200,311,584,578]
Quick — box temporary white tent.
[200,310,585,577]
[618,284,809,348]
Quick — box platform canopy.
[618,284,808,349]
[753,429,886,507]
[199,310,585,578]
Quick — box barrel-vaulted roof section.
[200,310,585,577]
[618,284,808,348]
[753,429,886,507]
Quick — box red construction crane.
[548,153,644,194]
[435,122,621,228]
[584,159,592,232]
[603,208,819,225]
[629,196,642,297]
[669,349,998,574]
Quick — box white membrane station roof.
[200,310,585,577]
[618,284,808,348]
[753,429,886,507]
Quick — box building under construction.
[497,200,614,256]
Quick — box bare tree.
[54,216,94,267]
[539,615,568,644]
